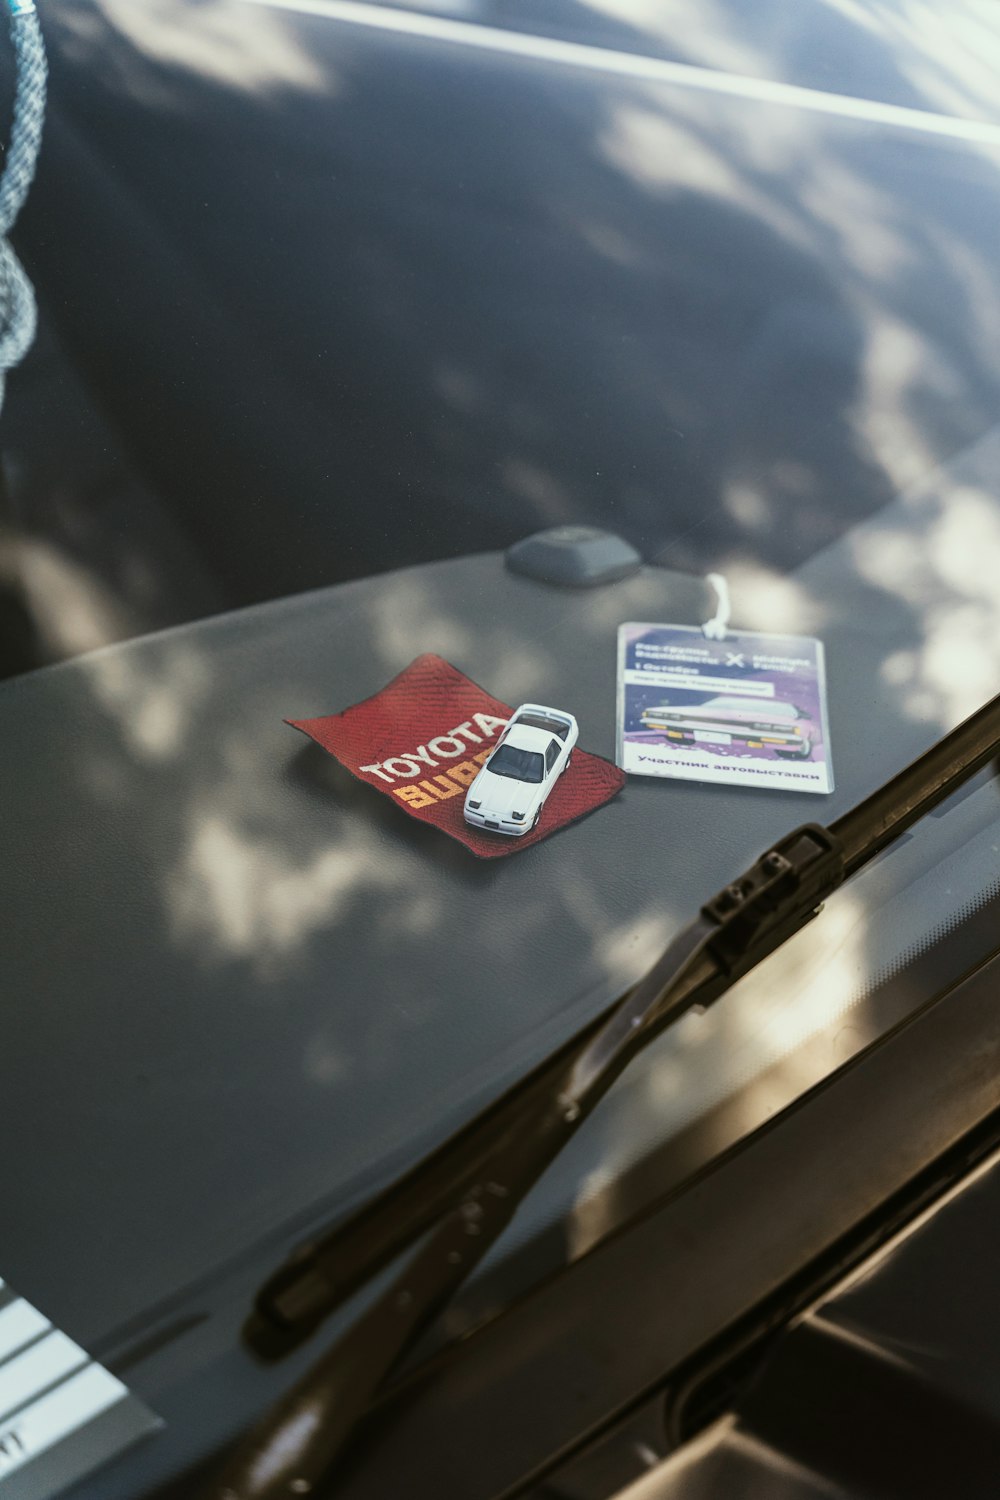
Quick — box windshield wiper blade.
[212,692,1000,1499]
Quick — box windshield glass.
[486,744,545,782]
[5,6,1000,1494]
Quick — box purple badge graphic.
[617,623,833,794]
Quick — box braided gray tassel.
[0,1,45,412]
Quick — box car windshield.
[486,744,545,782]
[6,6,1000,1495]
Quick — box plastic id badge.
[617,623,833,794]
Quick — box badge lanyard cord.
[702,570,731,639]
[0,0,45,419]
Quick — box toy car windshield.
[487,744,545,782]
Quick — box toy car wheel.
[562,752,572,773]
[532,807,542,829]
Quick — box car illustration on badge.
[464,704,579,834]
[640,694,815,759]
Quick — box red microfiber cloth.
[287,654,625,858]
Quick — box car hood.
[671,704,791,725]
[472,769,537,819]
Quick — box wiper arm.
[212,692,1000,1499]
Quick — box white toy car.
[464,704,579,835]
